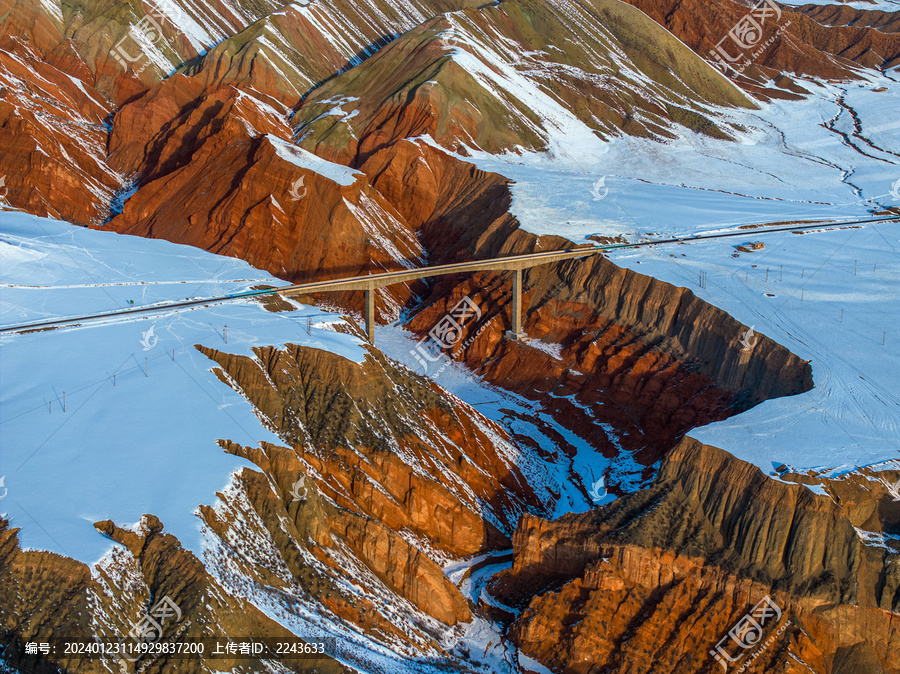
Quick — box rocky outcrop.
[0,519,95,671]
[185,339,596,638]
[0,48,121,224]
[0,513,342,674]
[403,243,812,462]
[104,87,423,317]
[775,462,900,544]
[493,437,900,673]
[196,342,541,554]
[793,3,900,34]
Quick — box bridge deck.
[276,245,604,296]
[275,245,605,341]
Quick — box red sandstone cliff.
[492,437,900,673]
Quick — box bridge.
[276,245,609,341]
[1,216,895,340]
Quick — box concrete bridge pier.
[274,246,603,346]
[365,284,375,342]
[505,267,526,341]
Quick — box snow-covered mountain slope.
[293,0,753,163]
[181,0,486,105]
[455,72,900,240]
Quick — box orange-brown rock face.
[104,84,423,316]
[793,3,900,34]
[1,513,344,674]
[197,342,540,553]
[493,437,900,673]
[187,341,572,634]
[0,49,121,224]
[404,247,812,466]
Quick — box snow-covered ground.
[0,211,365,563]
[607,221,900,475]
[457,73,900,240]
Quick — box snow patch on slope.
[267,134,362,185]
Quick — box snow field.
[0,212,365,563]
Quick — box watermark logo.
[0,476,7,500]
[119,595,182,664]
[889,177,900,201]
[739,325,758,352]
[288,176,307,201]
[140,325,158,351]
[588,476,607,502]
[709,595,789,672]
[409,296,483,373]
[0,175,8,200]
[289,476,308,502]
[590,176,608,201]
[709,0,791,77]
[111,0,187,73]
